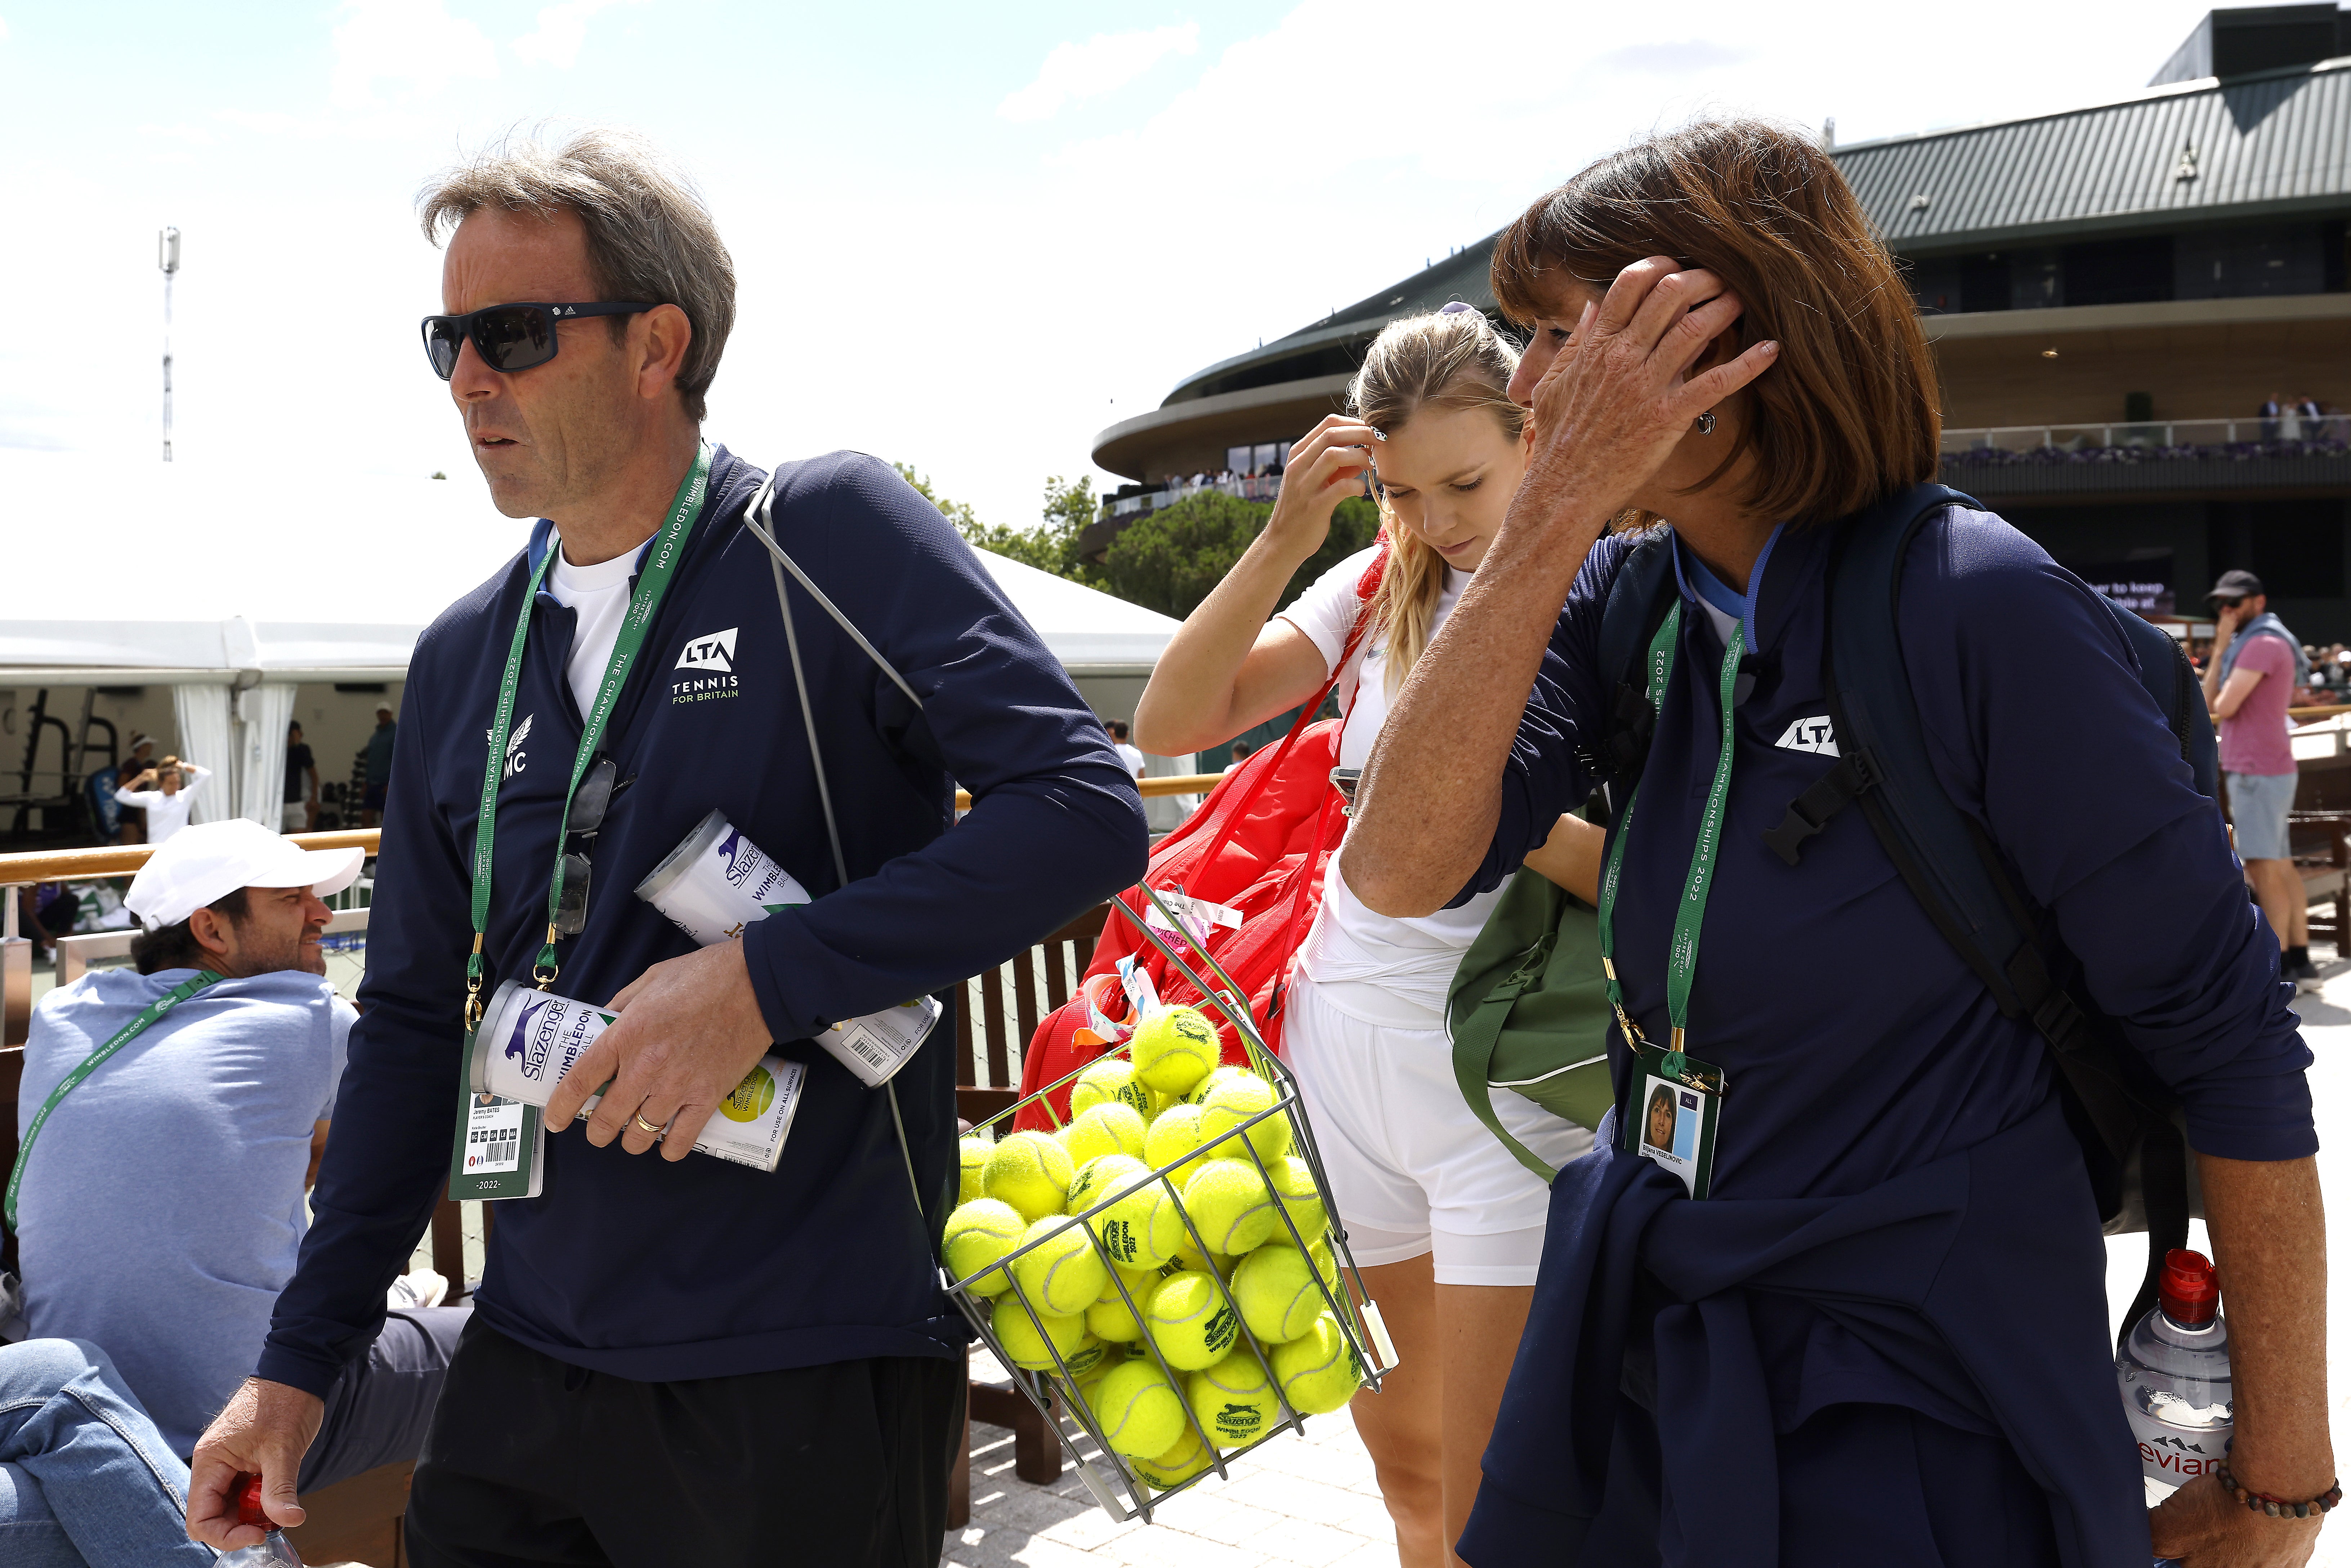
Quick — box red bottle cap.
[2159,1247,2220,1326]
[233,1473,271,1529]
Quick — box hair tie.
[1440,300,1477,315]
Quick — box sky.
[1,0,2221,536]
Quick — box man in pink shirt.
[2202,569,2317,984]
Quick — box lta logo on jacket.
[672,626,741,705]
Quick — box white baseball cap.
[125,818,366,932]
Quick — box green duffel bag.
[1446,866,1617,1180]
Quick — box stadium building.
[1090,4,2351,639]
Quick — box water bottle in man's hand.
[215,1473,301,1566]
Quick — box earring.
[1695,411,1717,435]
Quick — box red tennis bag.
[1014,540,1389,1132]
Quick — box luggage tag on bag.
[1115,954,1161,1018]
[1144,889,1241,952]
[1618,1037,1726,1199]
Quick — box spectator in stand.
[360,705,395,828]
[17,820,467,1495]
[1107,719,1146,780]
[283,722,318,834]
[113,758,209,847]
[0,1337,216,1565]
[2202,569,2318,984]
[2259,392,2283,440]
[14,881,75,968]
[112,737,156,845]
[1230,739,1257,763]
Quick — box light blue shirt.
[17,967,352,1456]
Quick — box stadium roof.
[1836,53,2351,253]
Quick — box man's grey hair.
[419,126,736,422]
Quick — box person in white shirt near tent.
[114,758,209,846]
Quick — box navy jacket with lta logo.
[259,446,1148,1394]
[1453,505,2313,1568]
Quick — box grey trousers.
[299,1305,472,1493]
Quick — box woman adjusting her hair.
[1345,121,2328,1568]
[1134,305,1601,1568]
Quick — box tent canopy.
[0,450,1180,681]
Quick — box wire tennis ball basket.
[943,883,1398,1524]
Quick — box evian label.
[470,979,805,1171]
[635,813,941,1087]
[2126,1397,2227,1492]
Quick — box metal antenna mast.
[158,226,180,462]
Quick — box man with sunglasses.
[186,128,1148,1567]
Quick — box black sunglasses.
[553,754,625,938]
[420,301,656,381]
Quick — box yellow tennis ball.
[1064,1102,1149,1167]
[1186,1349,1283,1449]
[1087,1357,1188,1457]
[1186,1064,1245,1107]
[1061,1333,1110,1382]
[1130,1006,1219,1096]
[1183,1158,1279,1255]
[1143,1269,1242,1371]
[1168,1238,1235,1280]
[1134,1425,1216,1489]
[1086,1267,1158,1343]
[1264,1155,1326,1246]
[1009,1216,1110,1317]
[1143,1103,1211,1183]
[943,1198,1027,1296]
[1199,1071,1290,1163]
[992,1296,1088,1372]
[984,1130,1074,1222]
[1092,1172,1185,1270]
[1232,1242,1329,1345]
[1066,1153,1149,1217]
[1272,1314,1363,1415]
[1071,1343,1124,1403]
[957,1135,991,1203]
[1071,1058,1154,1120]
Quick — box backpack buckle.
[1761,750,1879,867]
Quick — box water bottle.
[2118,1247,2232,1507]
[216,1472,302,1566]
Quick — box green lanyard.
[6,969,221,1231]
[1595,600,1746,1079]
[464,443,712,1032]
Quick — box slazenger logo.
[677,627,738,673]
[715,827,752,885]
[504,994,554,1080]
[1774,716,1840,757]
[500,713,535,779]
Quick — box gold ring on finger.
[634,1113,663,1136]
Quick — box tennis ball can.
[470,979,805,1171]
[636,811,942,1087]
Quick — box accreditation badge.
[1619,1039,1726,1199]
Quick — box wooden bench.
[0,908,467,1567]
[947,902,1109,1529]
[2291,810,2351,952]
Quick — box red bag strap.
[1188,534,1392,876]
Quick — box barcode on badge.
[466,1100,527,1174]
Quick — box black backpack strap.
[1587,531,1682,811]
[1815,481,2193,1350]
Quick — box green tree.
[1101,491,1382,619]
[894,463,1105,588]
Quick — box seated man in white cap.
[13,819,470,1496]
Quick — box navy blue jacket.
[260,447,1148,1394]
[1456,505,2313,1567]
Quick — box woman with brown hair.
[1136,305,1599,1567]
[1345,121,2329,1567]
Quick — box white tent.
[0,451,1188,828]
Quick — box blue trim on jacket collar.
[1671,523,1787,649]
[524,519,662,586]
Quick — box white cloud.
[513,0,638,69]
[328,0,497,109]
[998,22,1198,123]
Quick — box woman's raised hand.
[1522,257,1778,523]
[1265,415,1383,553]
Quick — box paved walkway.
[955,969,2351,1568]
